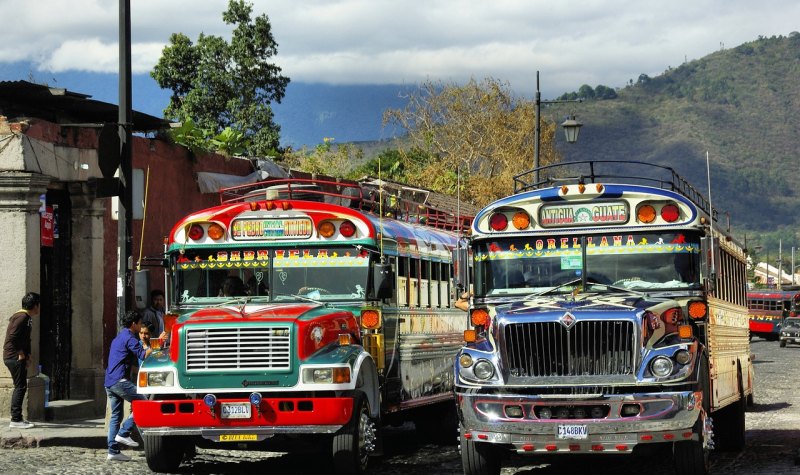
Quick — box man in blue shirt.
[104,310,152,462]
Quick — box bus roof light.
[661,203,680,222]
[637,204,656,223]
[249,201,259,211]
[281,201,291,210]
[489,213,508,231]
[187,224,204,241]
[207,223,225,240]
[512,211,530,230]
[265,201,275,211]
[318,221,335,238]
[339,220,356,237]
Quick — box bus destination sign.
[539,201,628,228]
[231,218,313,240]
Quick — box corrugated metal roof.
[0,80,168,132]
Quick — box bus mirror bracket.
[372,261,393,300]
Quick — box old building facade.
[0,82,254,420]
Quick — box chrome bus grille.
[503,320,635,377]
[185,326,291,372]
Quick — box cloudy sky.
[1,0,798,99]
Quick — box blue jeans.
[105,379,146,455]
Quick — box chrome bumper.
[457,389,702,453]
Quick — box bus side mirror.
[372,262,392,300]
[452,238,470,293]
[700,236,719,292]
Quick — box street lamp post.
[533,71,583,185]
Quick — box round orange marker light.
[512,211,530,230]
[207,223,225,240]
[637,204,656,223]
[361,310,380,329]
[318,221,335,238]
[470,308,490,327]
[688,301,707,319]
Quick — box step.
[45,399,101,422]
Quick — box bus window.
[409,258,420,307]
[397,256,408,307]
[430,262,440,307]
[421,260,430,308]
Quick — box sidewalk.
[0,417,107,449]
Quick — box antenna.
[705,151,715,276]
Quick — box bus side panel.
[707,297,751,410]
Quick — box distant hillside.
[544,33,800,238]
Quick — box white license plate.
[221,402,252,419]
[557,424,588,440]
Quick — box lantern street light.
[533,70,583,185]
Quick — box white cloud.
[1,0,799,96]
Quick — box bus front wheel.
[143,434,185,473]
[460,426,501,475]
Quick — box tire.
[332,393,377,475]
[673,437,709,475]
[674,355,710,475]
[780,340,787,348]
[460,426,501,475]
[143,434,185,473]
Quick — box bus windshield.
[474,231,702,296]
[172,246,371,304]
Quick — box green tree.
[282,138,364,178]
[151,0,289,157]
[383,78,561,207]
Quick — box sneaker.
[107,452,131,462]
[115,434,139,447]
[9,420,34,429]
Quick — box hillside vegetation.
[546,33,800,242]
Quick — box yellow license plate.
[219,434,258,442]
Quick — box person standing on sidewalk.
[3,292,40,429]
[105,310,152,462]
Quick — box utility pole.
[117,0,133,318]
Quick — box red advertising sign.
[41,206,54,247]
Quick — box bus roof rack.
[218,173,475,234]
[513,160,719,221]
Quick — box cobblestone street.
[1,338,798,474]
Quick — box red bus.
[747,289,800,340]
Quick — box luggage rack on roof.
[513,160,718,221]
[218,177,473,233]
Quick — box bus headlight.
[473,360,495,380]
[302,367,351,384]
[139,371,174,387]
[650,356,674,377]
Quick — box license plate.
[221,402,252,419]
[219,434,258,442]
[557,424,588,440]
